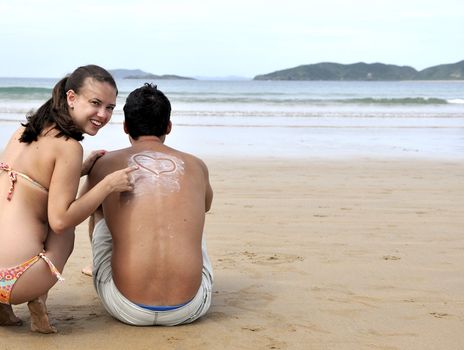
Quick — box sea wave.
[0,86,52,100]
[0,86,454,106]
[342,97,449,105]
[168,96,451,105]
[2,110,463,124]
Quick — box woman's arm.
[81,150,106,177]
[47,139,136,234]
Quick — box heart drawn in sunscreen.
[132,154,177,176]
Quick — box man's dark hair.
[123,83,171,139]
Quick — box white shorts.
[91,219,214,326]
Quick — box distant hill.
[109,69,194,80]
[253,61,464,81]
[416,60,464,80]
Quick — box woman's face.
[66,78,117,136]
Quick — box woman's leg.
[28,293,56,333]
[0,304,22,326]
[10,228,75,333]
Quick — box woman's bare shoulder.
[42,133,83,156]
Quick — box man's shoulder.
[167,147,205,165]
[103,148,132,160]
[94,149,126,166]
[175,149,209,177]
[89,147,131,180]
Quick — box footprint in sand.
[241,326,264,332]
[430,312,450,319]
[382,255,401,261]
[221,285,275,311]
[216,251,304,268]
[241,251,304,265]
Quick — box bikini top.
[0,162,48,201]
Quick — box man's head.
[123,83,171,139]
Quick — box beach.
[1,78,463,348]
[1,155,463,349]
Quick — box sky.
[1,0,463,78]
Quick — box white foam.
[447,98,464,104]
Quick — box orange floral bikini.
[0,162,64,305]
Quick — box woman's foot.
[27,298,57,334]
[0,304,22,326]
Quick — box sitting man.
[83,83,213,326]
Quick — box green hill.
[253,61,464,81]
[109,69,194,80]
[416,60,464,80]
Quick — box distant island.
[253,60,464,81]
[108,61,464,81]
[109,69,194,80]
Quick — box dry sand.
[1,157,463,349]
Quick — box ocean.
[0,78,463,159]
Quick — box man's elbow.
[205,195,213,212]
[204,183,213,212]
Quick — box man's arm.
[78,158,106,236]
[199,159,213,212]
[205,181,213,213]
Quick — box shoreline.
[1,157,463,349]
[1,107,463,161]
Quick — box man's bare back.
[89,139,212,306]
[85,83,213,326]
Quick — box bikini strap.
[39,253,65,281]
[0,162,17,201]
[1,162,48,199]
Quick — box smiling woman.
[0,65,138,334]
[19,65,118,143]
[66,78,117,136]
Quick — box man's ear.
[123,121,129,134]
[166,121,172,135]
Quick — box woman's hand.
[104,166,139,193]
[81,150,106,177]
